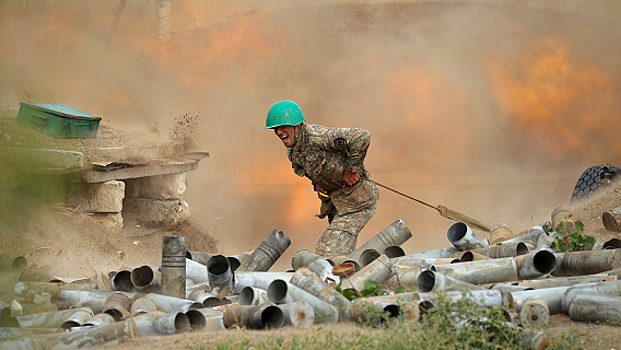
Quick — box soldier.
[265,100,379,258]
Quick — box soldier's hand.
[316,183,329,200]
[342,170,360,187]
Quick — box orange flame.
[487,35,618,157]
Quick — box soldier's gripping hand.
[342,170,360,187]
[315,183,330,200]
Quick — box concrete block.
[7,147,84,169]
[69,181,125,212]
[91,212,124,231]
[124,173,186,200]
[123,197,189,226]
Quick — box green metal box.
[16,102,102,139]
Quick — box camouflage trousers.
[315,202,377,259]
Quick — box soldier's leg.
[315,202,377,258]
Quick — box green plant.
[417,292,525,350]
[548,328,587,350]
[359,280,385,297]
[335,282,358,301]
[543,217,595,252]
[201,291,557,350]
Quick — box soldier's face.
[273,125,296,148]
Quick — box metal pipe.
[14,307,93,328]
[13,281,98,302]
[331,255,361,273]
[348,219,412,263]
[552,249,621,276]
[185,258,209,284]
[132,311,190,337]
[519,297,549,327]
[507,283,598,314]
[447,222,487,250]
[110,270,134,292]
[499,228,544,247]
[223,305,284,330]
[291,249,339,286]
[59,310,94,330]
[449,251,491,262]
[186,250,211,265]
[188,290,226,307]
[391,257,433,268]
[201,315,226,331]
[400,246,458,259]
[383,245,405,258]
[239,286,270,305]
[432,258,461,265]
[350,298,400,324]
[277,301,315,327]
[161,235,186,299]
[560,280,621,313]
[603,238,621,249]
[143,293,203,313]
[207,255,235,295]
[103,293,131,321]
[267,279,338,323]
[289,267,351,322]
[489,284,533,304]
[0,327,58,339]
[359,248,381,267]
[185,309,207,331]
[339,255,395,292]
[551,205,573,230]
[517,275,615,289]
[0,300,9,318]
[567,291,621,324]
[236,229,291,272]
[432,257,518,285]
[0,253,27,271]
[418,290,503,307]
[129,297,158,317]
[40,318,139,350]
[468,243,528,259]
[234,271,294,293]
[56,291,135,314]
[385,266,422,291]
[83,313,116,327]
[513,249,557,280]
[489,223,513,245]
[417,270,485,293]
[367,291,420,303]
[0,336,43,350]
[130,266,161,292]
[228,250,254,272]
[602,205,621,232]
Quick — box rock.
[123,197,189,227]
[125,173,187,200]
[69,181,125,213]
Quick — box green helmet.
[265,100,305,129]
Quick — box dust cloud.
[1,0,620,269]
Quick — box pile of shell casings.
[2,206,621,350]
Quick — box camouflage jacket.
[287,124,379,215]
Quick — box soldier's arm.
[323,127,371,174]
